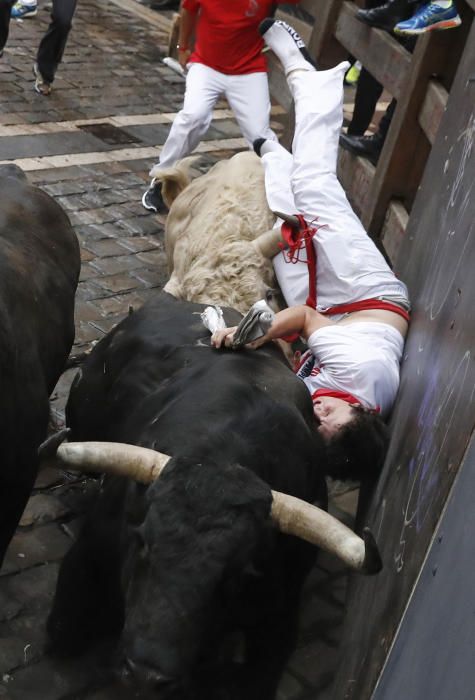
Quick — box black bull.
[48,291,331,699]
[0,165,80,568]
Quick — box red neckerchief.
[311,388,380,414]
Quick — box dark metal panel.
[372,436,475,700]
[332,23,475,700]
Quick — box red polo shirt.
[182,0,299,75]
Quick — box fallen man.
[212,19,410,480]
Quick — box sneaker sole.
[141,189,158,213]
[394,16,461,34]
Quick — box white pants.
[264,63,409,312]
[155,62,278,171]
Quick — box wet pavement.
[0,2,357,698]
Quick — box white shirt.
[297,322,405,418]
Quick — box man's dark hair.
[324,406,390,482]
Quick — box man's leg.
[225,71,278,148]
[0,0,15,55]
[143,63,222,212]
[152,63,222,173]
[35,0,77,86]
[260,20,408,310]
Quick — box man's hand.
[178,48,191,70]
[211,327,238,349]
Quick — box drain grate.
[78,122,142,146]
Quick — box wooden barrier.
[269,4,475,698]
[269,0,474,264]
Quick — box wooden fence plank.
[337,148,375,218]
[363,29,456,236]
[380,200,409,263]
[418,80,448,145]
[308,0,346,68]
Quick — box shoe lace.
[416,3,446,20]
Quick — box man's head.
[313,398,389,481]
[313,396,357,441]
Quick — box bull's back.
[165,152,273,252]
[0,175,80,564]
[67,293,321,500]
[0,177,80,392]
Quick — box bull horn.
[273,211,301,229]
[271,491,382,574]
[252,228,284,259]
[50,442,380,573]
[55,442,171,483]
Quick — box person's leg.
[260,20,408,309]
[36,0,77,85]
[258,141,312,308]
[151,63,222,173]
[225,71,278,147]
[347,68,383,136]
[0,0,15,54]
[143,63,222,212]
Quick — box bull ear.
[150,156,201,208]
[252,228,284,259]
[49,442,171,483]
[270,491,382,575]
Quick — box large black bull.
[47,291,379,699]
[0,165,80,568]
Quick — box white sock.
[260,140,282,156]
[261,21,316,76]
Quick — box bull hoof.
[361,527,383,575]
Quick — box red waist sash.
[322,298,410,322]
[279,218,410,322]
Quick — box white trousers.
[155,62,278,171]
[264,63,409,312]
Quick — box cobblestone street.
[0,3,356,698]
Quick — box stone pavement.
[0,2,358,698]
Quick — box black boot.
[356,0,412,31]
[339,132,385,166]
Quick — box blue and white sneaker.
[11,2,37,19]
[394,2,461,34]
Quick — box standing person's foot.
[339,132,385,166]
[344,62,361,86]
[394,1,461,34]
[142,179,168,214]
[258,19,317,74]
[356,0,411,31]
[11,2,38,19]
[33,63,51,96]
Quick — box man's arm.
[211,305,334,349]
[177,2,199,69]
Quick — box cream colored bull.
[153,151,283,314]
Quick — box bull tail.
[150,156,201,208]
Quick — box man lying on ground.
[212,19,410,480]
